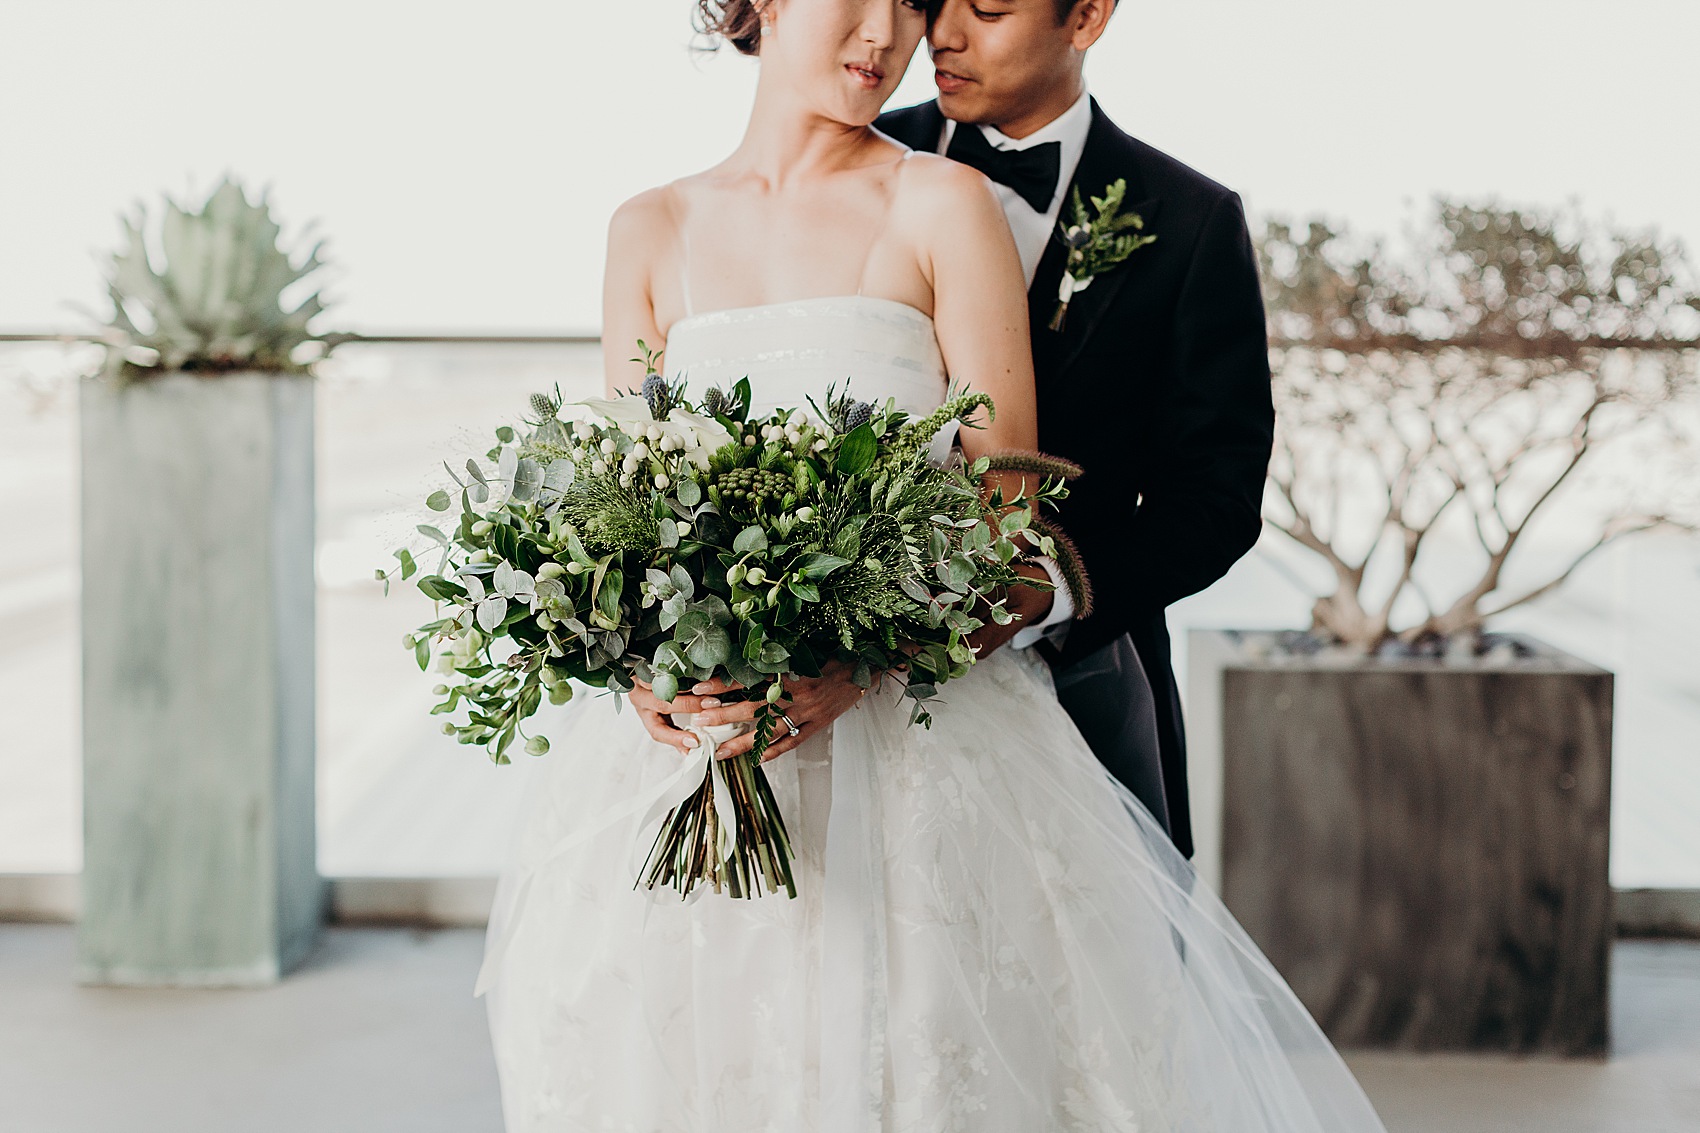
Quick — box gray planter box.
[79,372,321,985]
[1188,629,1612,1055]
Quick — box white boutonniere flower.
[1051,178,1157,332]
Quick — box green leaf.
[658,517,680,548]
[414,636,430,671]
[491,523,522,566]
[675,478,702,506]
[793,552,851,580]
[564,529,596,568]
[669,564,696,600]
[477,596,508,632]
[417,575,467,602]
[395,548,417,579]
[496,425,515,443]
[416,524,449,546]
[653,640,688,673]
[899,575,934,605]
[734,525,768,555]
[787,579,820,603]
[836,423,877,476]
[947,553,975,591]
[512,457,543,501]
[596,567,623,624]
[426,490,451,512]
[687,623,732,669]
[651,670,680,704]
[999,509,1031,536]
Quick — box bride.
[479,1,1389,1130]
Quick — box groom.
[877,0,1273,859]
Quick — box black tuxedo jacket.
[876,99,1273,858]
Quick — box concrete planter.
[1188,629,1612,1055]
[79,371,321,985]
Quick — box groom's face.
[928,0,1098,132]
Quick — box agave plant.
[100,176,337,378]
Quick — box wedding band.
[780,712,801,737]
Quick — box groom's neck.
[979,73,1086,140]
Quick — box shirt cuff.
[1010,555,1075,650]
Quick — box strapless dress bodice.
[663,295,947,417]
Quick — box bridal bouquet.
[383,350,1079,899]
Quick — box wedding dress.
[477,286,1388,1131]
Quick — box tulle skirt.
[478,646,1387,1133]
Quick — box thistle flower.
[845,400,874,431]
[701,386,729,417]
[529,392,559,423]
[642,373,668,419]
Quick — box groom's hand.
[688,660,869,763]
[968,561,1055,659]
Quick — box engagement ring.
[780,713,801,737]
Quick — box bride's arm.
[907,159,1058,651]
[912,157,1040,462]
[601,189,674,397]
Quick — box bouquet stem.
[639,715,797,900]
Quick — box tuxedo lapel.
[1029,102,1156,378]
[874,100,945,153]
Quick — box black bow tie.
[944,124,1062,214]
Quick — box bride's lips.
[934,68,972,95]
[845,61,887,90]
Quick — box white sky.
[2,0,1695,333]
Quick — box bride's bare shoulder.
[607,184,684,260]
[894,150,1004,226]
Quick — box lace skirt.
[478,647,1387,1133]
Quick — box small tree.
[1260,200,1700,651]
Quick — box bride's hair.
[695,0,766,55]
[697,0,941,56]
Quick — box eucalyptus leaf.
[476,596,508,632]
[512,457,543,501]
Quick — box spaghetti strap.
[669,183,695,318]
[854,149,914,299]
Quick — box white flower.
[591,459,608,476]
[654,473,670,489]
[567,397,732,469]
[599,438,617,455]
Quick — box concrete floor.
[2,928,1696,1133]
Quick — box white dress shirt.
[935,89,1094,648]
[937,88,1096,286]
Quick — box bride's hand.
[688,661,869,763]
[629,678,710,754]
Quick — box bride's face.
[762,0,930,126]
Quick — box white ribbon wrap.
[473,713,752,998]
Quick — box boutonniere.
[1050,179,1156,332]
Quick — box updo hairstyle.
[696,0,768,55]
